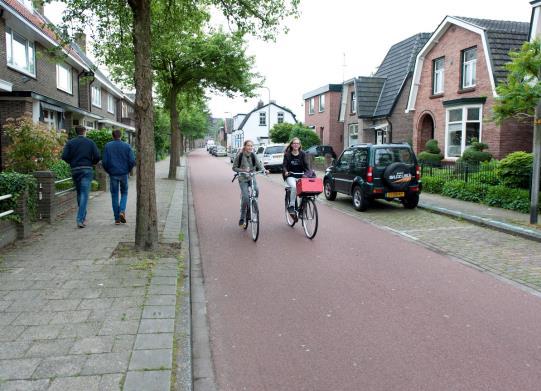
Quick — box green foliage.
[418,139,443,164]
[86,128,127,154]
[485,185,533,213]
[458,139,492,164]
[0,172,37,222]
[425,139,441,154]
[441,180,488,203]
[49,160,71,180]
[270,123,295,143]
[291,126,320,149]
[3,116,66,174]
[154,108,171,161]
[421,176,446,193]
[495,151,533,189]
[494,39,541,124]
[91,180,99,192]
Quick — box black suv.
[323,143,421,211]
[305,145,337,159]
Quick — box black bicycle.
[233,171,265,241]
[284,174,319,239]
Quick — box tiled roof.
[453,17,529,84]
[3,0,85,65]
[355,77,386,118]
[238,102,296,130]
[372,32,431,117]
[303,84,343,100]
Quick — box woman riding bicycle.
[282,137,311,216]
[233,140,267,227]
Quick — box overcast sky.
[46,0,533,122]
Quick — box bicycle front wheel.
[250,199,259,241]
[301,198,318,239]
[285,191,296,227]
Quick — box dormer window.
[351,92,357,114]
[461,47,477,89]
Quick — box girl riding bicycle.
[233,140,267,227]
[282,137,311,216]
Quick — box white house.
[231,102,297,148]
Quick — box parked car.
[215,146,227,157]
[229,147,239,163]
[305,145,337,159]
[209,145,217,155]
[323,143,421,211]
[258,144,286,173]
[206,140,215,151]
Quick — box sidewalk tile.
[32,355,86,378]
[25,339,75,358]
[134,333,173,350]
[0,379,50,390]
[48,375,101,391]
[0,358,41,380]
[123,370,170,391]
[128,349,172,370]
[80,352,130,375]
[142,306,175,319]
[138,319,174,334]
[70,336,113,354]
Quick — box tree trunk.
[179,132,185,156]
[168,89,180,179]
[131,0,158,250]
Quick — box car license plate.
[386,192,405,198]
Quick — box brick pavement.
[0,159,186,390]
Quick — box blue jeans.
[72,168,93,224]
[110,174,129,221]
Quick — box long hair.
[285,137,302,154]
[242,139,254,153]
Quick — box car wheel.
[324,180,337,201]
[402,193,419,209]
[352,185,368,211]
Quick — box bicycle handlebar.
[231,171,267,182]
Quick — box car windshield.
[265,146,284,154]
[374,147,413,165]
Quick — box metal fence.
[0,193,14,218]
[54,177,75,196]
[420,161,500,186]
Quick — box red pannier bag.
[296,177,323,196]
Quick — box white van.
[206,140,215,151]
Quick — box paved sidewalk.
[0,158,187,391]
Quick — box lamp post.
[261,86,271,144]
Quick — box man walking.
[62,125,100,228]
[102,129,136,225]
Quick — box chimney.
[257,100,264,108]
[74,32,87,54]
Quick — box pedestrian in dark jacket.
[62,125,100,228]
[102,129,136,225]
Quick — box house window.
[56,63,72,94]
[308,98,315,114]
[351,92,356,114]
[319,94,325,112]
[445,105,482,158]
[277,112,284,123]
[122,102,129,118]
[91,86,101,108]
[85,120,95,129]
[462,47,477,89]
[348,123,358,147]
[433,57,444,95]
[5,28,35,76]
[42,110,60,130]
[259,112,266,126]
[107,94,115,114]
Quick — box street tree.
[493,39,541,224]
[52,0,300,249]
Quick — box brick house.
[406,16,531,160]
[339,33,430,150]
[0,0,135,169]
[303,84,343,153]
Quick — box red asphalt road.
[190,149,541,391]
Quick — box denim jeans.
[72,168,93,224]
[238,179,258,219]
[109,174,129,221]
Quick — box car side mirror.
[331,159,336,166]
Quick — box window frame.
[259,111,266,126]
[308,98,315,114]
[461,47,477,89]
[351,92,356,114]
[277,112,284,123]
[444,104,483,159]
[318,94,325,112]
[56,63,72,94]
[5,27,36,77]
[107,94,115,114]
[432,57,445,95]
[91,85,102,108]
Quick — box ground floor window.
[445,105,482,158]
[376,127,389,145]
[41,109,61,130]
[348,123,358,147]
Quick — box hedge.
[0,172,37,222]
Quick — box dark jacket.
[61,135,100,170]
[102,140,136,176]
[232,152,263,182]
[282,151,310,180]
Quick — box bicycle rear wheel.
[301,198,318,239]
[250,199,259,241]
[284,191,296,227]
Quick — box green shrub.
[49,160,71,180]
[0,172,37,222]
[421,176,445,193]
[3,116,66,173]
[468,171,500,186]
[269,123,295,144]
[291,126,321,149]
[425,139,441,154]
[495,151,533,189]
[91,180,99,192]
[458,140,492,164]
[484,185,532,213]
[418,139,443,164]
[86,128,114,154]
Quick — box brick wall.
[411,24,530,159]
[304,90,344,153]
[90,87,117,122]
[388,76,415,144]
[343,83,360,147]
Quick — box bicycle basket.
[296,177,323,196]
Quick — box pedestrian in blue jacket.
[102,129,136,225]
[62,125,100,228]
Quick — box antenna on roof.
[342,52,347,82]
